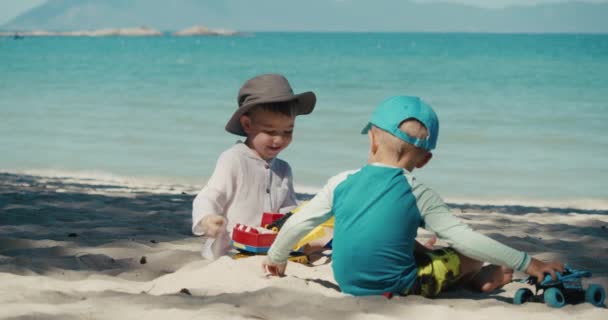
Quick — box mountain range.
[2,0,608,33]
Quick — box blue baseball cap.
[361,96,439,151]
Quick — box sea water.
[1,33,607,203]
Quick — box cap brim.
[361,123,372,134]
[225,91,317,136]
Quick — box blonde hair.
[372,119,428,160]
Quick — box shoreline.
[2,169,607,211]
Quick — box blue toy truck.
[513,265,605,308]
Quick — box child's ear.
[369,130,379,155]
[240,115,252,134]
[415,152,433,169]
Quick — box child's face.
[241,109,295,161]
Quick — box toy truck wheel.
[544,288,566,308]
[513,288,534,305]
[585,284,606,307]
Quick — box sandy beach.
[0,172,606,320]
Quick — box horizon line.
[1,30,608,36]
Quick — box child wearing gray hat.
[263,96,564,297]
[192,74,316,260]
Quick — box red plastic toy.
[231,212,284,254]
[260,212,285,229]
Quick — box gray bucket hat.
[225,74,316,136]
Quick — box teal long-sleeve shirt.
[267,163,531,296]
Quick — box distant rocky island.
[0,25,240,37]
[173,25,239,36]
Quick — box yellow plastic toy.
[290,202,334,251]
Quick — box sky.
[412,0,608,7]
[1,0,607,27]
[0,0,45,25]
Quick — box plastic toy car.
[513,265,605,308]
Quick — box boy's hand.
[262,257,287,277]
[525,258,565,281]
[201,214,227,238]
[414,235,437,254]
[423,235,437,249]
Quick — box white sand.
[0,172,606,319]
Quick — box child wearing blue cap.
[262,96,565,297]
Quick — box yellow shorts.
[408,248,461,297]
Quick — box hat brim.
[225,91,316,136]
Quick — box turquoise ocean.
[1,33,607,204]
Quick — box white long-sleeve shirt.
[192,142,298,260]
